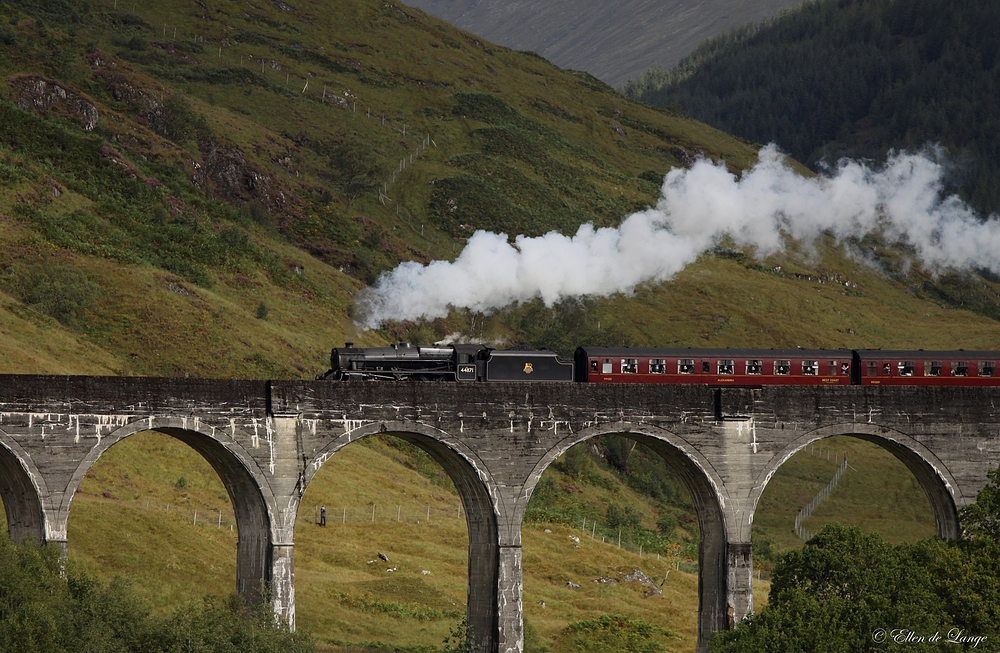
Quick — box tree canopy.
[628,0,1000,217]
[712,468,1000,652]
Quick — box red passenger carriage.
[855,350,999,386]
[574,347,854,386]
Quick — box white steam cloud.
[355,145,999,329]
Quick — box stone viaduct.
[0,374,998,652]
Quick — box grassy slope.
[2,1,1000,371]
[755,436,935,556]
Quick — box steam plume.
[355,145,998,329]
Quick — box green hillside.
[3,0,1000,373]
[753,436,936,570]
[0,0,760,377]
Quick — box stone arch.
[519,422,730,652]
[61,417,279,605]
[0,428,48,545]
[753,423,960,540]
[304,420,501,653]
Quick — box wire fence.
[794,455,850,541]
[307,502,467,526]
[379,133,434,200]
[305,504,699,571]
[566,516,699,573]
[110,496,239,533]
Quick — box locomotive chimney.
[344,342,354,348]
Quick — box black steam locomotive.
[317,342,575,382]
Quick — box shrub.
[0,535,314,652]
[555,443,590,480]
[4,260,100,327]
[556,614,671,653]
[451,92,524,125]
[605,502,642,532]
[656,513,678,537]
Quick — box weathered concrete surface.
[0,376,999,652]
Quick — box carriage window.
[866,361,879,377]
[702,361,710,373]
[602,359,613,374]
[827,361,839,376]
[718,360,735,375]
[621,358,638,374]
[802,360,818,375]
[679,359,695,374]
[591,360,599,373]
[649,359,666,374]
[746,360,763,375]
[775,360,791,375]
[924,361,942,377]
[979,361,995,377]
[952,361,969,376]
[841,362,851,375]
[898,361,915,376]
[883,362,891,375]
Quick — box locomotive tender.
[319,343,1000,387]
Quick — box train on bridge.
[319,343,1000,387]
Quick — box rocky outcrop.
[10,75,99,131]
[197,140,272,203]
[195,139,301,218]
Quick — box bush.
[451,92,524,125]
[555,443,590,480]
[442,617,474,653]
[4,260,100,327]
[330,135,386,200]
[656,513,678,537]
[0,535,314,653]
[556,614,671,653]
[160,94,211,146]
[605,502,642,533]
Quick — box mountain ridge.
[399,0,808,87]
